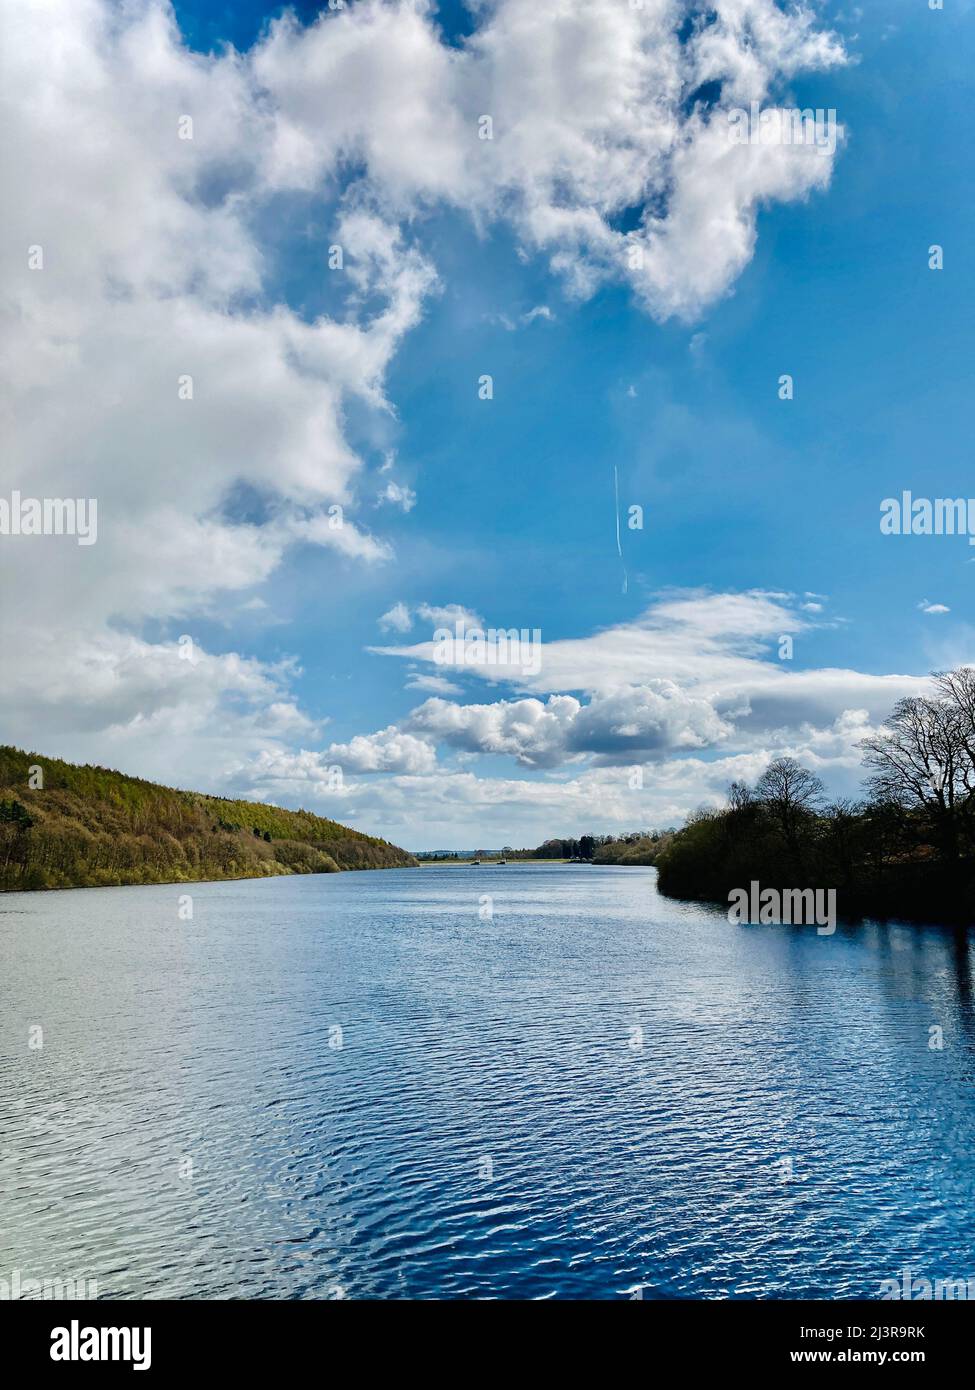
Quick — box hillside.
[0,746,416,891]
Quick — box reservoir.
[2,864,973,1300]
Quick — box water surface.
[2,865,974,1299]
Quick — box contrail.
[614,463,627,595]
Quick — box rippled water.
[2,864,974,1300]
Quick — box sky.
[1,0,972,849]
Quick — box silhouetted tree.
[860,690,971,861]
[755,757,824,869]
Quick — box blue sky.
[3,1,973,847]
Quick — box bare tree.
[934,668,975,830]
[755,757,825,868]
[860,687,973,861]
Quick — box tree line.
[655,665,975,922]
[523,831,675,864]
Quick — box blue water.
[2,864,974,1300]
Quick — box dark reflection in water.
[2,865,974,1300]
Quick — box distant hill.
[0,746,416,892]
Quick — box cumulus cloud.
[250,0,847,318]
[0,0,438,774]
[254,728,438,780]
[406,694,582,768]
[0,628,320,789]
[403,682,733,768]
[325,727,438,775]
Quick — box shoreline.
[0,860,417,897]
[0,858,623,891]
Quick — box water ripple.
[2,865,975,1299]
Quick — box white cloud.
[691,0,847,105]
[375,589,812,692]
[286,511,393,563]
[361,589,935,828]
[253,0,847,319]
[0,0,444,780]
[193,574,945,843]
[377,600,483,638]
[0,1,439,757]
[241,744,856,849]
[406,694,582,769]
[255,728,438,779]
[917,600,950,615]
[379,601,414,633]
[415,602,485,633]
[376,480,417,512]
[0,628,320,790]
[406,673,464,696]
[375,592,928,744]
[488,303,554,330]
[403,683,733,768]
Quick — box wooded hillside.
[0,746,416,891]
